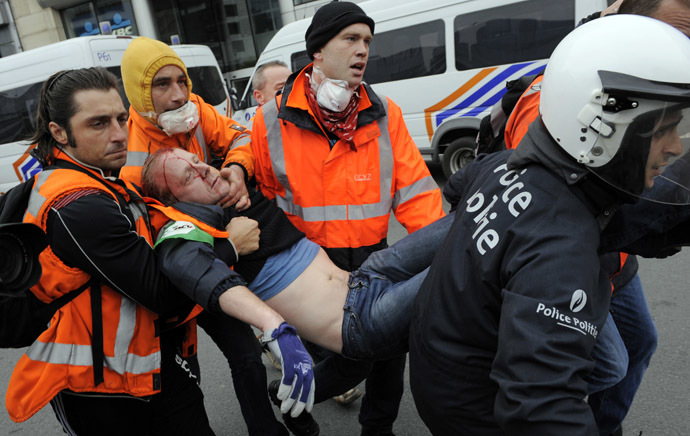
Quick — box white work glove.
[261,322,315,417]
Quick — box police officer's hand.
[218,165,250,211]
[226,216,260,255]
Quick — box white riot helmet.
[540,15,690,204]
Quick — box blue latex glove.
[261,322,315,417]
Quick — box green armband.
[155,220,214,249]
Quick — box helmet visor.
[593,104,690,205]
[642,107,690,205]
[587,71,690,205]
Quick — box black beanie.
[305,1,375,60]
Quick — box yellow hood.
[121,36,193,121]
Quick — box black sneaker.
[268,379,320,436]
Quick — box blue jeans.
[312,213,453,406]
[341,213,455,360]
[588,274,657,435]
[586,312,628,395]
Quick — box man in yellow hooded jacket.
[119,37,288,436]
[119,37,252,190]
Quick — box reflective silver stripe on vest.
[26,297,159,375]
[126,150,149,168]
[392,175,439,210]
[194,126,209,164]
[129,199,148,229]
[230,132,251,149]
[263,98,296,214]
[26,169,54,219]
[262,95,395,222]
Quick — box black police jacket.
[410,121,620,435]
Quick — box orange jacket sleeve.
[194,95,254,173]
[387,98,446,233]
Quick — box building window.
[224,4,238,16]
[227,22,239,34]
[248,0,283,57]
[62,0,138,38]
[62,3,98,37]
[148,0,282,74]
[232,40,244,52]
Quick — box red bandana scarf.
[304,70,360,149]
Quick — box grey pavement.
[1,163,689,435]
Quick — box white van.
[231,0,612,177]
[0,35,230,194]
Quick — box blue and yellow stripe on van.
[424,61,547,142]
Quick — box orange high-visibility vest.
[246,66,444,261]
[5,155,178,423]
[505,75,543,151]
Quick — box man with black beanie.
[223,2,445,436]
[304,1,375,59]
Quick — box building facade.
[3,0,362,87]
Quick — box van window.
[0,82,42,145]
[187,66,228,106]
[291,51,311,73]
[0,73,127,147]
[289,19,446,85]
[0,64,227,146]
[454,0,575,71]
[105,66,131,111]
[365,19,446,84]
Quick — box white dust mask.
[309,66,353,112]
[157,101,199,136]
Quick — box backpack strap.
[89,278,104,385]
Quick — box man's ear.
[48,121,69,146]
[253,89,264,106]
[312,50,323,62]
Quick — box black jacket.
[155,186,304,312]
[410,121,620,435]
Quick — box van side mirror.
[230,87,247,111]
[229,87,240,112]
